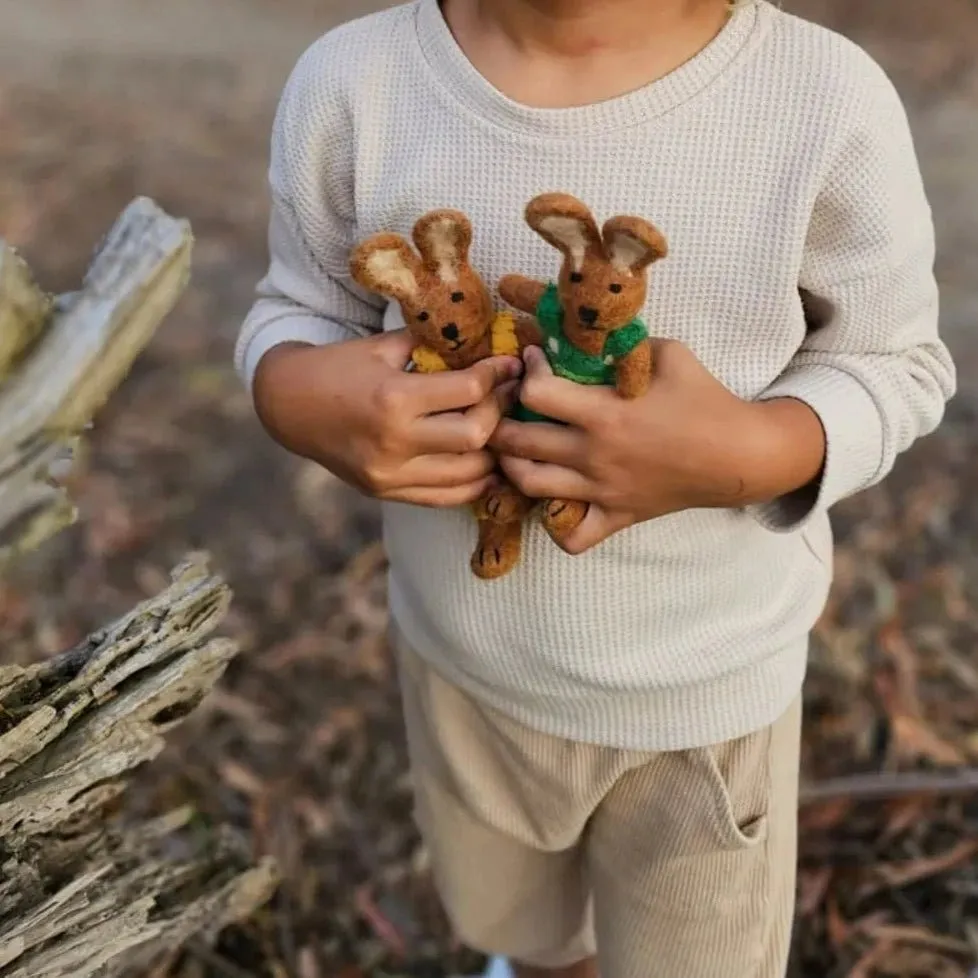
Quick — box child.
[237,0,955,975]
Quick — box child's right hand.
[252,331,522,507]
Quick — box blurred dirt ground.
[2,1,978,976]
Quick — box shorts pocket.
[589,731,775,927]
[699,746,769,851]
[696,723,773,851]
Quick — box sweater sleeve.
[233,41,384,393]
[750,65,956,532]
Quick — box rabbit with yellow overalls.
[350,209,539,580]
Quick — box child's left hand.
[491,343,826,554]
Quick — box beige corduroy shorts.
[395,634,802,978]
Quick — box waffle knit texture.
[236,0,955,750]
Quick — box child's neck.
[441,0,732,108]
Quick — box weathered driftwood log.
[0,197,199,565]
[0,199,278,977]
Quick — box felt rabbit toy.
[350,209,536,580]
[499,192,668,542]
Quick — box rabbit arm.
[498,274,547,315]
[605,319,651,398]
[614,338,653,399]
[515,315,544,351]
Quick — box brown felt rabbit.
[499,192,668,543]
[350,209,536,580]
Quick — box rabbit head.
[350,209,494,364]
[525,192,667,336]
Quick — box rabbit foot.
[471,519,523,580]
[474,483,532,524]
[541,498,588,544]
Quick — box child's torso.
[253,0,891,748]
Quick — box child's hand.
[491,344,826,553]
[254,332,522,507]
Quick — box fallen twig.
[800,768,978,806]
[874,840,978,889]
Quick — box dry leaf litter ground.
[2,1,978,976]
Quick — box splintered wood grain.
[0,202,276,978]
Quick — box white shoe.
[457,956,515,978]
[482,957,516,978]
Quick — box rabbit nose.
[441,323,459,340]
[578,306,599,326]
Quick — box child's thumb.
[522,344,554,378]
[374,328,418,369]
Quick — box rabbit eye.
[417,311,430,322]
[569,272,583,283]
[609,283,623,294]
[451,291,465,303]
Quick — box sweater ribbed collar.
[414,0,768,137]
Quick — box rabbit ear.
[413,209,473,285]
[602,216,668,275]
[349,233,423,305]
[525,193,602,273]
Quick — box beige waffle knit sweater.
[236,0,955,749]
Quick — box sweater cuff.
[749,364,884,532]
[237,315,354,394]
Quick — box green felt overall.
[514,283,649,423]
